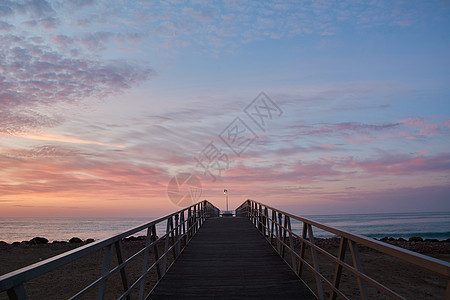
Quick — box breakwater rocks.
[282,236,450,255]
[0,237,95,246]
[377,236,450,254]
[1,235,449,254]
[0,236,150,247]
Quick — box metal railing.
[236,199,450,300]
[0,200,220,300]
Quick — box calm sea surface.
[0,211,449,243]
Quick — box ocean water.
[294,211,450,240]
[0,217,164,244]
[0,211,449,243]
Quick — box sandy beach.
[292,237,450,300]
[0,236,449,299]
[0,238,169,300]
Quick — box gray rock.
[29,237,49,244]
[69,237,83,243]
[408,236,423,242]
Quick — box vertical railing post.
[174,214,180,257]
[277,212,283,254]
[444,281,450,300]
[258,204,263,232]
[286,216,296,270]
[270,210,276,246]
[97,244,114,300]
[170,216,177,260]
[203,201,207,221]
[263,207,269,238]
[114,240,131,300]
[297,222,308,276]
[151,225,162,280]
[193,206,197,233]
[161,217,173,276]
[252,202,256,225]
[307,224,324,300]
[6,284,28,300]
[282,214,288,258]
[349,241,369,300]
[140,226,153,298]
[181,211,187,245]
[187,208,192,239]
[330,237,348,300]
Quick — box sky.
[0,0,449,217]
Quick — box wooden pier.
[148,217,315,299]
[1,199,449,299]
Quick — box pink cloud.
[0,145,169,202]
[400,118,450,137]
[344,153,450,176]
[0,34,155,135]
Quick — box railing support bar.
[151,225,162,280]
[282,215,288,258]
[97,243,114,300]
[114,240,131,300]
[287,216,297,271]
[444,280,450,300]
[277,212,283,254]
[139,227,153,299]
[349,241,369,300]
[297,222,308,276]
[270,210,276,246]
[7,284,28,300]
[330,237,348,300]
[307,224,324,300]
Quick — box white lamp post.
[224,189,228,211]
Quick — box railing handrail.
[243,199,450,276]
[0,200,220,299]
[236,199,450,300]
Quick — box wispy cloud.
[400,118,450,137]
[12,133,125,148]
[0,34,155,134]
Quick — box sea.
[0,211,449,243]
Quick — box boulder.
[29,237,48,244]
[85,239,95,244]
[69,237,83,243]
[408,236,423,242]
[0,241,9,246]
[424,238,439,243]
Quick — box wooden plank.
[148,217,316,299]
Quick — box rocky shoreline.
[1,235,449,255]
[376,236,450,254]
[286,236,450,255]
[0,236,96,246]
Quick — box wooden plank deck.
[148,217,316,299]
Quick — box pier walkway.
[148,217,315,299]
[1,199,449,299]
